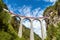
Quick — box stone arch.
[16,16,21,23]
[12,16,21,23]
[33,18,41,22]
[33,19,42,26]
[33,19,42,34]
[22,18,31,28]
[10,16,21,33]
[33,18,41,29]
[16,16,21,20]
[22,18,31,40]
[33,19,46,40]
[23,18,31,22]
[22,18,31,29]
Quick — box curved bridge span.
[3,8,49,40]
[3,8,49,19]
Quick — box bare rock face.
[57,1,60,17]
[43,1,60,40]
[43,1,60,28]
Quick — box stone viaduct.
[3,8,49,40]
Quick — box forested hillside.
[43,0,60,40]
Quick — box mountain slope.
[43,0,60,40]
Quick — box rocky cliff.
[43,0,60,28]
[43,0,60,40]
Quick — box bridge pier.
[30,19,34,40]
[18,18,23,38]
[40,19,44,40]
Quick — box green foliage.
[0,31,12,40]
[8,24,18,37]
[46,24,57,40]
[0,11,10,31]
[0,25,21,40]
[34,33,42,40]
[0,0,8,10]
[55,22,60,40]
[10,16,20,33]
[46,22,60,40]
[22,26,30,40]
[0,4,20,40]
[0,11,10,24]
[0,0,4,12]
[0,12,20,40]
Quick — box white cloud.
[22,19,31,28]
[18,5,32,17]
[43,0,57,6]
[50,0,56,2]
[44,0,56,2]
[37,10,44,17]
[18,5,44,17]
[7,5,14,13]
[32,8,41,17]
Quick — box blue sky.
[3,0,56,38]
[3,0,56,17]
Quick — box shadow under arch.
[22,18,31,40]
[15,16,21,21]
[22,18,31,28]
[33,18,41,23]
[11,16,21,33]
[12,16,21,22]
[23,18,31,22]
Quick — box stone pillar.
[18,18,23,38]
[30,19,34,40]
[40,20,44,40]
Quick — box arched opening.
[10,16,21,33]
[22,18,31,40]
[22,18,31,28]
[33,19,47,40]
[33,19,42,40]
